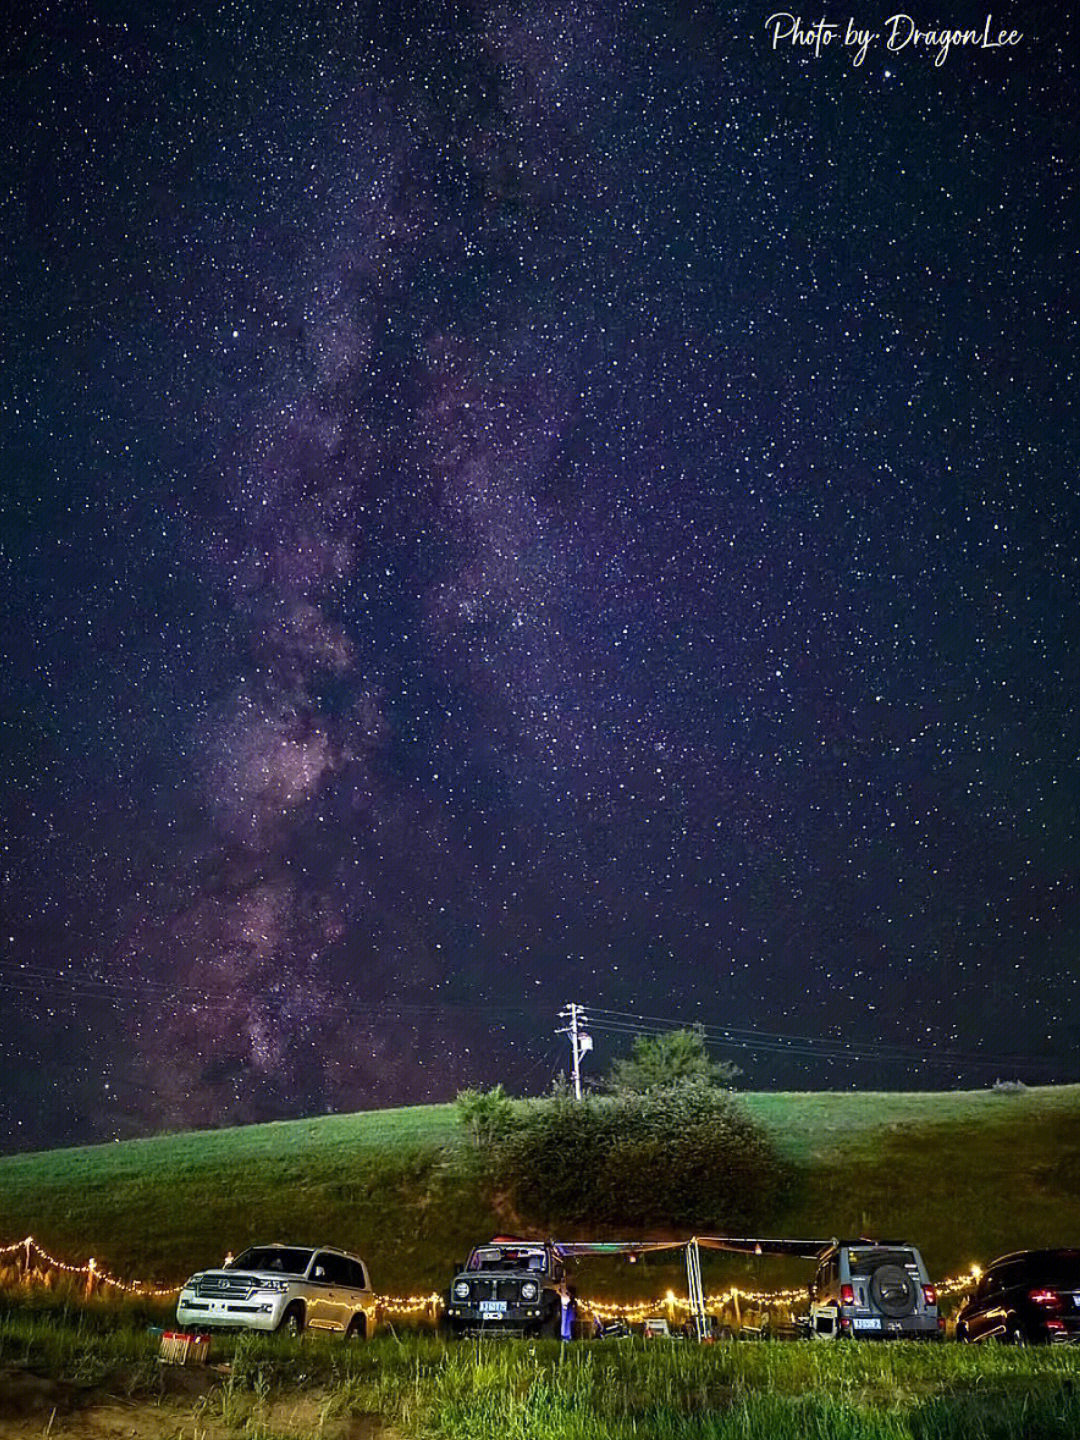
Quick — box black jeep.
[443,1237,567,1337]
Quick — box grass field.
[3,1311,1080,1440]
[0,1086,1078,1298]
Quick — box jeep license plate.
[853,1317,881,1330]
[479,1301,507,1314]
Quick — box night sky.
[3,1,1077,1153]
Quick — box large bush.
[494,1081,788,1231]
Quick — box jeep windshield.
[228,1247,314,1276]
[467,1245,548,1273]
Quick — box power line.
[0,964,532,1022]
[0,965,1067,1079]
[582,1005,1063,1074]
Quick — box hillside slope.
[0,1087,1077,1294]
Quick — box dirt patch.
[0,1368,401,1440]
[0,1366,98,1422]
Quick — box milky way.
[3,1,1077,1150]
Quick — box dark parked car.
[443,1237,567,1337]
[955,1249,1080,1344]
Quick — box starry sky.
[3,1,1077,1152]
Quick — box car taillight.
[1029,1289,1062,1309]
[923,1284,937,1306]
[840,1284,855,1306]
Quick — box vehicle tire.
[955,1322,969,1344]
[1007,1321,1027,1346]
[869,1264,918,1319]
[539,1304,562,1339]
[277,1303,305,1337]
[345,1314,367,1342]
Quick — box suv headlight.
[453,1281,470,1300]
[257,1280,290,1294]
[521,1281,538,1300]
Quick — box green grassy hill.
[1,1087,1078,1297]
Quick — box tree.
[606,1025,740,1093]
[453,1084,516,1151]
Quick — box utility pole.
[556,1003,592,1099]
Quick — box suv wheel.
[277,1303,305,1336]
[345,1314,366,1342]
[1007,1321,1027,1346]
[868,1265,918,1319]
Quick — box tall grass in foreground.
[252,1333,1080,1440]
[0,1296,165,1390]
[3,1305,1079,1439]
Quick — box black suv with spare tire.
[807,1240,941,1340]
[443,1237,567,1337]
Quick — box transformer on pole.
[557,1002,593,1099]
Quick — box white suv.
[176,1243,377,1338]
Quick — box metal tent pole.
[686,1238,708,1341]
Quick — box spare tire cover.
[869,1264,918,1318]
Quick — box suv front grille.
[466,1278,525,1303]
[194,1275,258,1300]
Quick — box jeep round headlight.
[453,1281,470,1300]
[521,1281,538,1300]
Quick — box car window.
[996,1262,1028,1290]
[1017,1254,1080,1287]
[315,1252,353,1285]
[468,1246,547,1272]
[230,1247,314,1276]
[847,1249,918,1275]
[346,1259,368,1290]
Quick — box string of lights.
[1,1236,181,1299]
[580,1268,981,1325]
[0,1233,982,1320]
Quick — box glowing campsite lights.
[4,1236,181,1298]
[0,1233,986,1321]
